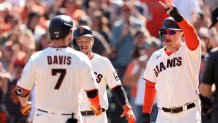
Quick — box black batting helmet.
[48,15,73,40]
[160,17,181,30]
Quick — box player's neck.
[165,42,182,52]
[87,52,94,60]
[50,40,68,47]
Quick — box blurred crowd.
[0,0,217,123]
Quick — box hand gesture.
[120,104,136,123]
[159,0,175,14]
[90,105,102,116]
[20,101,32,116]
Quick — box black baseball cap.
[209,8,218,29]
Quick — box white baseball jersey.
[80,53,121,111]
[143,42,201,108]
[17,47,98,115]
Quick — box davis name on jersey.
[47,55,71,65]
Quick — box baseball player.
[141,0,202,123]
[73,25,136,123]
[15,15,102,123]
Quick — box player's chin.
[81,50,88,55]
[79,50,86,55]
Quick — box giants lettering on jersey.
[94,72,103,83]
[154,57,182,77]
[47,56,71,65]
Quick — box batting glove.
[90,105,102,116]
[20,101,32,116]
[120,104,136,123]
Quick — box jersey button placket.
[168,68,174,106]
[167,83,173,106]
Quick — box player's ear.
[180,31,184,38]
[65,32,72,42]
[91,37,94,46]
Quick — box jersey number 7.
[52,69,66,89]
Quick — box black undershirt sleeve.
[111,85,129,106]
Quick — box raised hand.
[159,0,175,14]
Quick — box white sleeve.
[143,56,156,83]
[185,43,201,73]
[105,58,121,89]
[17,55,36,90]
[185,42,201,61]
[81,56,98,91]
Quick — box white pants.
[156,104,201,123]
[82,112,107,123]
[33,109,83,123]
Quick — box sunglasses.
[159,29,181,35]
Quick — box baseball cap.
[73,26,93,39]
[209,8,218,29]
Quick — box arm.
[142,80,156,123]
[105,58,135,122]
[111,85,136,123]
[199,83,212,97]
[85,89,102,116]
[170,8,200,50]
[198,84,212,116]
[159,1,200,50]
[111,85,129,106]
[15,86,32,115]
[142,80,156,113]
[198,52,215,114]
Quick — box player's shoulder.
[68,48,90,62]
[149,48,164,60]
[29,50,43,60]
[92,53,111,63]
[66,48,85,57]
